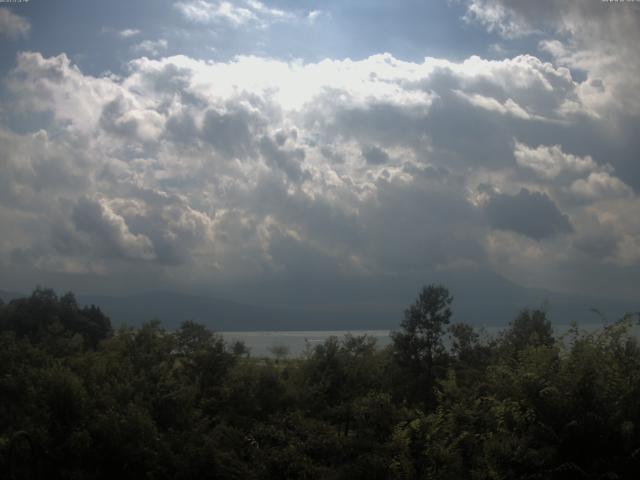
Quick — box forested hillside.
[1,286,639,479]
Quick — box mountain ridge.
[2,278,637,331]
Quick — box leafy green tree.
[3,284,640,479]
[231,340,250,357]
[269,344,290,362]
[448,323,479,363]
[391,284,453,407]
[174,320,236,413]
[501,308,554,355]
[301,334,386,434]
[0,288,111,350]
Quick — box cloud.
[485,188,572,240]
[463,0,535,38]
[175,0,289,28]
[71,197,156,261]
[259,135,307,182]
[6,52,122,134]
[307,10,322,24]
[361,145,390,165]
[514,142,598,179]
[0,8,30,39]
[570,172,633,201]
[1,48,639,299]
[572,215,618,259]
[463,0,640,116]
[455,91,534,120]
[201,107,257,158]
[100,96,165,142]
[118,28,141,38]
[131,39,168,56]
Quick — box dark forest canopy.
[1,286,639,479]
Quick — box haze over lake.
[221,330,394,357]
[221,322,639,357]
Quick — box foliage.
[1,286,639,479]
[391,284,453,408]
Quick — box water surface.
[221,330,393,357]
[221,322,636,357]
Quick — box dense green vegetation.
[1,286,639,479]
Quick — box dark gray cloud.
[361,144,390,165]
[201,107,256,158]
[356,173,484,271]
[165,110,199,143]
[259,135,307,182]
[485,188,572,240]
[573,228,618,259]
[71,197,155,261]
[100,97,139,138]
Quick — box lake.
[221,330,393,357]
[221,321,637,357]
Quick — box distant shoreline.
[219,322,638,357]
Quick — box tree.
[502,308,554,353]
[449,323,478,362]
[391,284,453,407]
[268,345,290,362]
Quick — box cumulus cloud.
[361,145,390,165]
[307,10,323,24]
[572,215,619,259]
[463,0,640,116]
[118,28,141,38]
[1,47,639,299]
[0,8,30,39]
[570,172,633,201]
[175,0,289,28]
[71,197,156,261]
[485,188,572,240]
[131,39,169,56]
[514,142,598,179]
[464,0,535,38]
[7,52,122,134]
[455,91,534,120]
[259,135,307,182]
[201,107,257,158]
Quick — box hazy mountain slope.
[0,290,25,303]
[3,269,636,331]
[80,281,637,332]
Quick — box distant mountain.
[79,292,295,331]
[2,270,637,331]
[79,287,637,333]
[438,268,638,327]
[0,290,25,303]
[77,291,407,331]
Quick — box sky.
[1,0,639,314]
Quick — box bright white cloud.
[570,172,633,201]
[131,39,168,56]
[464,0,640,117]
[175,0,289,27]
[118,28,141,38]
[514,142,598,179]
[456,91,533,120]
[307,10,322,24]
[464,0,534,38]
[7,52,123,134]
